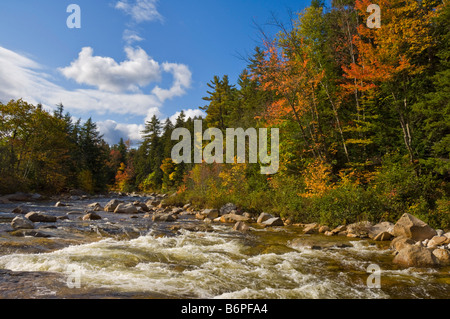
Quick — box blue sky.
[0,0,311,145]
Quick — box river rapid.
[0,196,449,299]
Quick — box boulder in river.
[152,213,176,222]
[11,216,35,230]
[24,212,57,223]
[393,245,438,267]
[220,203,237,216]
[303,223,319,234]
[391,236,416,252]
[346,221,372,238]
[373,231,393,241]
[257,213,274,224]
[393,213,437,241]
[262,217,284,227]
[432,249,450,266]
[104,199,122,212]
[220,213,250,224]
[369,221,394,239]
[233,221,250,232]
[114,203,138,214]
[82,212,102,221]
[427,236,448,248]
[196,209,219,220]
[87,203,103,211]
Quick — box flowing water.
[0,197,449,299]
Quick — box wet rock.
[114,203,138,214]
[10,229,53,238]
[152,213,176,222]
[291,238,353,251]
[393,245,438,267]
[104,199,122,212]
[67,211,83,216]
[303,223,319,234]
[55,201,70,207]
[220,203,237,216]
[82,212,102,221]
[324,231,334,236]
[24,212,57,223]
[233,221,250,232]
[11,216,35,230]
[369,222,394,239]
[346,221,372,238]
[87,203,103,211]
[319,225,330,233]
[133,201,150,212]
[257,213,274,224]
[196,209,219,220]
[331,225,346,235]
[220,213,250,224]
[373,231,393,241]
[427,236,448,248]
[262,217,284,227]
[391,236,416,252]
[12,206,30,215]
[393,213,437,241]
[169,224,213,233]
[432,249,450,266]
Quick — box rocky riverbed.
[0,192,449,299]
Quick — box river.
[0,195,449,299]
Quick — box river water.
[0,196,449,299]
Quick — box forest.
[1,0,449,228]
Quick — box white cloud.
[152,63,192,102]
[0,46,192,127]
[115,0,163,23]
[123,29,144,45]
[97,119,145,146]
[169,109,206,124]
[59,46,161,93]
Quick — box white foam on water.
[0,229,443,299]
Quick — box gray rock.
[82,212,102,221]
[114,203,138,214]
[257,213,274,224]
[262,217,284,227]
[347,221,372,238]
[436,229,444,237]
[11,216,35,230]
[369,221,394,239]
[233,221,250,232]
[393,245,438,267]
[393,213,437,241]
[196,209,219,220]
[220,203,238,216]
[152,213,176,222]
[24,212,57,223]
[373,231,393,241]
[104,199,122,212]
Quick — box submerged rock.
[393,213,437,241]
[233,221,250,232]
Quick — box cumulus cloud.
[152,63,192,102]
[97,120,145,146]
[0,45,192,141]
[115,0,163,23]
[59,46,161,93]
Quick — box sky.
[0,0,311,146]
